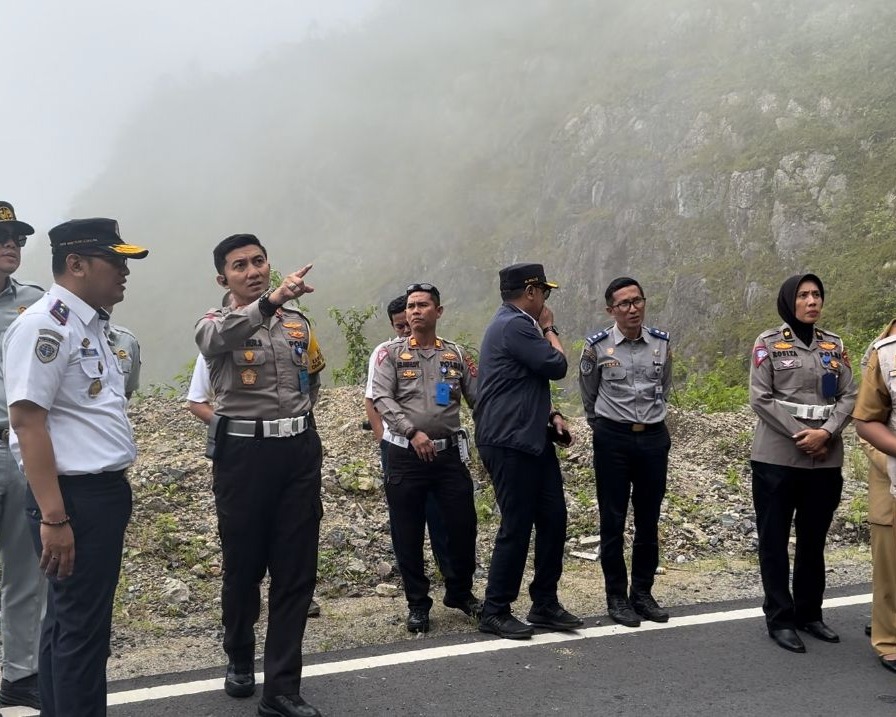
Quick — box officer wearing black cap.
[579,276,672,628]
[195,234,324,717]
[3,217,147,716]
[475,263,583,640]
[0,201,45,711]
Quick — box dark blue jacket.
[473,303,568,454]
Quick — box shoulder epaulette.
[759,327,782,340]
[49,299,69,326]
[586,329,611,346]
[874,335,896,351]
[13,278,45,292]
[646,327,670,341]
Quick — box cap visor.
[1,220,35,236]
[544,281,559,289]
[110,243,149,259]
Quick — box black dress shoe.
[443,593,483,618]
[0,674,40,709]
[866,622,872,637]
[224,661,255,698]
[478,613,534,640]
[406,606,430,633]
[769,628,806,653]
[881,656,896,673]
[258,693,322,717]
[607,595,640,628]
[307,598,321,618]
[797,620,839,643]
[630,592,669,623]
[526,603,584,630]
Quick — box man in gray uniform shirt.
[579,276,672,629]
[0,201,45,711]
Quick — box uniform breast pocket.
[233,350,267,367]
[602,365,627,385]
[397,369,423,397]
[118,357,132,376]
[772,358,802,372]
[77,356,104,380]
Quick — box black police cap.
[498,262,559,291]
[0,201,35,236]
[49,218,148,259]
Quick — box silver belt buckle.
[277,418,296,438]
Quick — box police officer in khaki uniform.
[579,276,672,628]
[371,282,480,634]
[108,323,140,399]
[749,273,856,653]
[0,201,45,711]
[853,319,896,673]
[195,234,325,717]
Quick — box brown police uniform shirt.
[371,336,476,439]
[749,323,856,468]
[195,300,324,419]
[854,321,896,526]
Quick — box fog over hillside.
[53,0,896,384]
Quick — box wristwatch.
[258,288,282,317]
[543,325,560,337]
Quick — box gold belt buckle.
[631,423,646,432]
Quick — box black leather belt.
[595,417,664,432]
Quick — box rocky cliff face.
[76,0,896,381]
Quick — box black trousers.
[380,439,454,581]
[593,419,670,599]
[26,471,132,717]
[213,430,322,698]
[479,444,567,618]
[384,444,476,610]
[751,461,843,631]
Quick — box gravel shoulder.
[108,389,872,680]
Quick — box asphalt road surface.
[5,585,893,717]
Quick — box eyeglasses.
[407,282,441,300]
[0,232,26,248]
[538,285,551,300]
[610,296,646,311]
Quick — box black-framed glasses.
[610,296,646,311]
[407,282,441,301]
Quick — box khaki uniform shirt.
[853,322,896,526]
[749,323,857,467]
[0,277,45,429]
[578,324,672,427]
[108,323,141,398]
[371,336,476,439]
[195,300,325,419]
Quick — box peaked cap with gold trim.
[49,218,148,259]
[0,201,35,236]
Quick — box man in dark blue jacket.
[474,263,583,639]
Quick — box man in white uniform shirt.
[3,218,148,717]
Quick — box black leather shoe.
[526,603,584,630]
[224,661,255,698]
[406,606,430,633]
[607,595,640,628]
[478,613,534,640]
[881,656,896,673]
[0,674,40,709]
[443,594,483,618]
[797,620,839,643]
[866,622,872,637]
[258,694,321,717]
[769,628,806,653]
[630,592,669,623]
[307,598,321,618]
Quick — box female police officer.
[749,273,856,653]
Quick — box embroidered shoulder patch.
[35,336,60,363]
[646,327,670,341]
[753,344,769,368]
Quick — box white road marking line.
[4,592,870,713]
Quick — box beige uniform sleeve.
[371,345,412,438]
